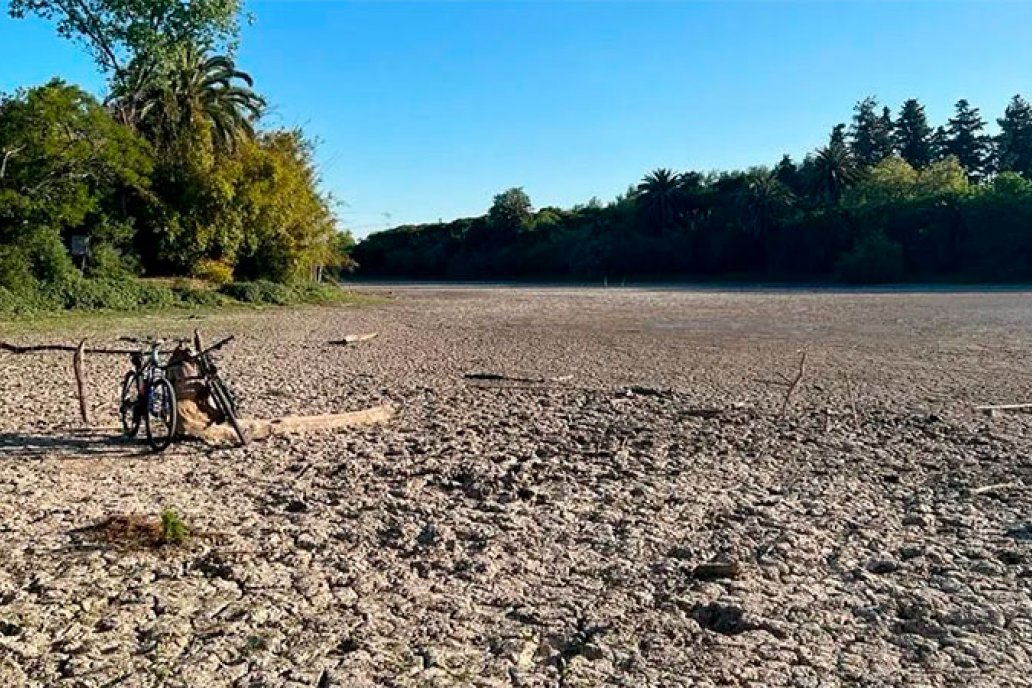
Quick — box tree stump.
[165,349,223,438]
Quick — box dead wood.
[976,403,1032,416]
[330,332,379,346]
[199,404,396,446]
[779,352,807,417]
[465,372,574,384]
[845,373,860,431]
[73,339,89,425]
[0,341,136,356]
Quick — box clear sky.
[2,1,1031,236]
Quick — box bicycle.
[118,338,179,452]
[186,331,246,446]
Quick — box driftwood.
[0,341,136,356]
[845,373,861,430]
[465,372,574,384]
[976,403,1032,416]
[968,482,1026,496]
[771,352,807,417]
[73,339,89,425]
[199,404,396,446]
[330,332,379,346]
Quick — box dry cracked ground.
[1,286,1032,687]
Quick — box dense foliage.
[356,96,1032,283]
[1,0,353,312]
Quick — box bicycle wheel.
[210,376,247,446]
[144,377,178,452]
[119,372,142,438]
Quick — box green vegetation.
[1,1,354,315]
[356,96,1032,284]
[160,507,189,546]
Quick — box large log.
[198,404,396,446]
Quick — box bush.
[192,259,235,285]
[834,232,905,284]
[85,243,139,280]
[219,280,294,305]
[41,277,176,311]
[173,284,230,307]
[160,508,189,546]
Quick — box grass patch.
[0,276,380,326]
[72,509,191,549]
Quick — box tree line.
[1,0,352,310]
[355,95,1032,283]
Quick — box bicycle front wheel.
[144,377,178,452]
[119,372,142,438]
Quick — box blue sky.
[2,1,1031,236]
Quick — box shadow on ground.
[0,428,149,459]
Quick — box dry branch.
[780,352,807,417]
[465,372,574,384]
[198,404,396,446]
[0,341,136,356]
[73,339,89,425]
[330,333,379,346]
[975,403,1032,416]
[845,373,860,431]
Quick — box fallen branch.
[198,404,396,446]
[465,372,574,384]
[969,482,1026,496]
[845,373,860,431]
[975,403,1032,416]
[72,339,89,425]
[329,332,379,346]
[780,352,807,417]
[0,341,136,356]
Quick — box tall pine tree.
[944,99,991,179]
[849,97,893,167]
[894,99,934,169]
[997,94,1032,179]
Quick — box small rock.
[285,499,308,514]
[866,558,899,575]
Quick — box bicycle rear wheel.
[119,372,142,438]
[144,377,178,452]
[210,377,246,446]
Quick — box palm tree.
[636,168,685,232]
[737,172,795,235]
[808,144,859,203]
[109,44,265,151]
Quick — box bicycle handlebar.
[194,335,235,361]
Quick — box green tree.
[736,171,794,235]
[111,44,265,151]
[0,80,152,288]
[487,187,533,236]
[944,99,991,180]
[894,99,934,169]
[996,95,1032,179]
[807,143,858,203]
[773,154,804,194]
[849,97,893,167]
[847,155,919,206]
[636,168,686,232]
[8,0,244,76]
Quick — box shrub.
[219,280,294,305]
[41,277,176,311]
[85,243,139,280]
[834,232,905,284]
[192,259,235,286]
[160,508,189,545]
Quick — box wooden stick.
[975,403,1032,414]
[465,372,574,384]
[0,341,137,356]
[969,482,1025,495]
[73,339,89,425]
[330,332,379,346]
[845,373,860,431]
[780,352,807,417]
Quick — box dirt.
[1,286,1031,687]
